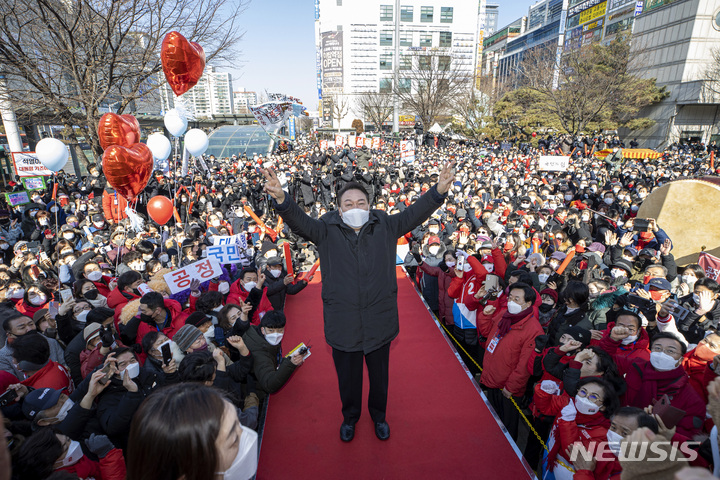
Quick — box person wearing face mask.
[102,187,129,225]
[11,332,72,394]
[14,427,126,480]
[680,332,720,403]
[262,256,309,311]
[16,285,51,317]
[476,283,544,441]
[242,310,303,397]
[134,292,189,345]
[78,262,111,298]
[672,278,720,345]
[548,281,593,346]
[127,383,258,480]
[598,309,651,362]
[74,278,109,309]
[601,329,706,439]
[19,387,76,430]
[417,250,458,326]
[262,160,453,443]
[673,264,704,297]
[409,236,446,315]
[534,377,620,480]
[106,271,143,327]
[227,268,274,324]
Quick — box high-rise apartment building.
[315,0,488,129]
[161,65,235,117]
[233,89,258,113]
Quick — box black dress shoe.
[340,423,355,442]
[374,421,390,440]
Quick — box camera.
[0,389,18,407]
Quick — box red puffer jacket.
[477,307,543,396]
[135,299,189,344]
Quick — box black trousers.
[331,342,390,425]
[485,388,521,441]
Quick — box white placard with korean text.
[539,156,570,171]
[164,258,224,294]
[212,233,248,250]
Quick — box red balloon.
[98,113,141,150]
[161,31,205,96]
[102,144,153,202]
[147,195,174,225]
[532,132,537,137]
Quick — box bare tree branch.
[354,91,393,132]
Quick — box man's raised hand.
[260,168,286,204]
[436,161,456,195]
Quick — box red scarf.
[497,306,532,337]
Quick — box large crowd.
[0,131,719,479]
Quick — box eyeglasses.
[577,387,602,403]
[651,344,679,356]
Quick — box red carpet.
[257,266,536,479]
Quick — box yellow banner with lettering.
[579,1,607,24]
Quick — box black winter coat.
[275,185,446,353]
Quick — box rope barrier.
[436,320,575,474]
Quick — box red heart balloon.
[161,31,205,96]
[97,113,141,150]
[102,144,153,202]
[147,195,174,225]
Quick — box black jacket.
[243,326,297,395]
[275,185,446,353]
[264,268,308,311]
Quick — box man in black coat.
[261,161,453,442]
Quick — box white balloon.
[184,128,209,157]
[35,138,69,172]
[146,133,172,161]
[164,109,188,137]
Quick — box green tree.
[505,36,667,135]
[0,0,246,162]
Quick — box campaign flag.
[334,134,345,148]
[699,252,720,281]
[400,140,415,163]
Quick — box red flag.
[699,252,720,281]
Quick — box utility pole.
[392,0,400,134]
[0,75,24,155]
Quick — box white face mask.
[604,198,614,205]
[88,296,108,308]
[9,288,25,299]
[86,270,102,282]
[218,282,230,294]
[538,273,550,283]
[574,395,600,415]
[483,263,494,273]
[217,425,259,480]
[60,440,84,467]
[124,361,140,379]
[615,325,637,343]
[50,398,75,423]
[611,269,626,279]
[30,293,47,305]
[428,245,440,256]
[264,331,283,346]
[243,281,256,291]
[650,351,679,371]
[159,253,169,263]
[606,429,623,456]
[445,261,455,268]
[75,310,89,323]
[142,254,154,261]
[693,293,700,305]
[269,269,282,278]
[341,208,370,229]
[506,300,523,315]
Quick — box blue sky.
[227,0,538,111]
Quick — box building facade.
[233,89,258,114]
[629,0,720,147]
[160,65,235,117]
[315,0,488,129]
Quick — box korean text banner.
[164,258,224,294]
